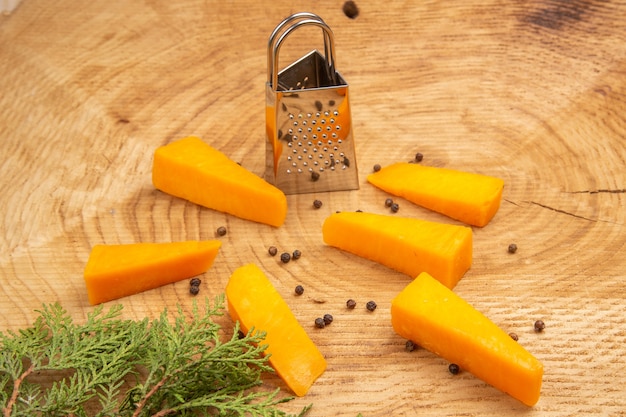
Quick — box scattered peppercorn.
[342,0,359,19]
[238,330,245,339]
[190,277,201,287]
[366,300,377,312]
[405,340,417,352]
[292,249,302,260]
[314,317,325,328]
[268,246,278,256]
[323,314,334,325]
[385,198,394,207]
[509,332,519,341]
[346,299,357,309]
[216,226,227,236]
[390,203,400,213]
[448,363,460,375]
[534,320,546,332]
[280,252,291,263]
[313,199,323,209]
[508,243,518,254]
[311,171,320,181]
[415,152,424,162]
[189,285,200,296]
[295,285,304,295]
[373,164,381,172]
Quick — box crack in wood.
[525,201,621,225]
[568,189,626,194]
[526,201,597,222]
[503,198,521,207]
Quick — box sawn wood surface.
[1,1,626,415]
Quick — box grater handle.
[267,13,337,90]
[267,12,328,65]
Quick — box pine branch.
[0,296,312,417]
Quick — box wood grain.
[1,0,626,415]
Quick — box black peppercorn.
[280,252,291,263]
[311,171,320,181]
[323,314,333,325]
[415,152,423,162]
[346,299,357,309]
[342,0,359,19]
[190,277,201,287]
[373,164,381,172]
[292,249,301,260]
[385,198,394,208]
[216,226,227,236]
[448,363,460,375]
[405,340,417,352]
[314,317,325,328]
[366,300,377,311]
[268,246,278,256]
[534,320,546,332]
[508,243,518,254]
[390,203,399,213]
[313,199,323,209]
[509,332,519,341]
[295,285,304,295]
[189,285,200,296]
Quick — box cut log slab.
[1,1,626,416]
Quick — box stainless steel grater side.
[265,12,359,195]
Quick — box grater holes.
[283,108,348,175]
[288,110,342,133]
[290,76,309,91]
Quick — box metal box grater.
[265,12,359,194]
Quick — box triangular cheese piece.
[152,136,287,227]
[84,240,221,304]
[226,263,326,396]
[323,211,472,289]
[368,163,504,227]
[391,272,543,406]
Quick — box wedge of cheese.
[368,163,504,227]
[322,211,472,289]
[84,240,221,305]
[226,263,326,396]
[153,136,287,227]
[391,272,543,406]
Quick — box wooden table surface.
[2,1,626,415]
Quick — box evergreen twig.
[0,295,310,417]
